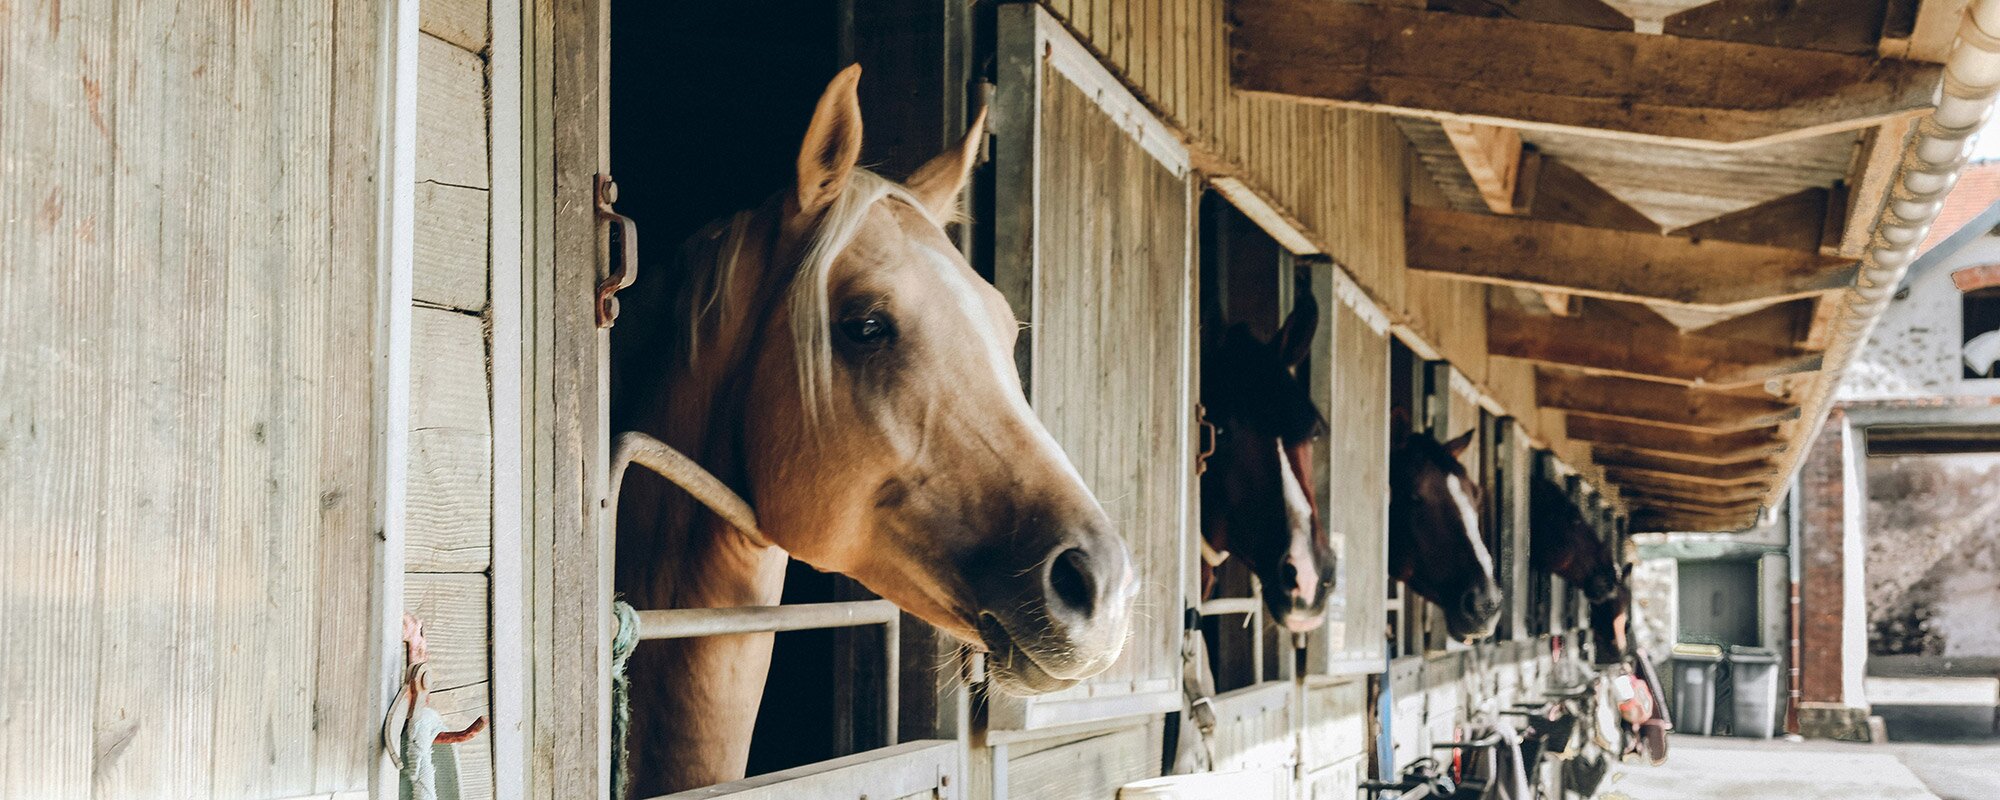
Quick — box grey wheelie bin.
[1669,643,1724,736]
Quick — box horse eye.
[838,314,895,346]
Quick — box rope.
[400,707,453,800]
[610,601,641,800]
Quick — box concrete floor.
[1598,734,2000,800]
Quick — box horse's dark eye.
[839,315,894,346]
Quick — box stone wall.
[1866,452,2000,658]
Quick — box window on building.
[1962,286,2000,379]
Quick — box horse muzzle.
[976,529,1138,695]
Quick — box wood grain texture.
[1488,301,1825,386]
[0,0,384,795]
[1409,206,1858,308]
[422,0,491,55]
[1231,1,1939,145]
[1536,369,1801,432]
[407,573,493,693]
[1004,724,1159,799]
[416,181,492,312]
[412,308,491,434]
[418,32,490,189]
[410,427,495,572]
[1011,49,1190,711]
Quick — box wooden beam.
[1566,417,1787,462]
[1425,0,1634,30]
[1594,450,1781,483]
[1440,121,1524,214]
[1539,370,1800,432]
[1662,0,1890,55]
[1670,189,1832,252]
[1617,481,1771,506]
[1802,294,1843,350]
[1488,303,1825,386]
[1605,464,1775,488]
[1412,207,1859,308]
[1629,495,1767,517]
[1229,2,1942,146]
[1520,156,1657,233]
[1838,117,1918,257]
[1632,510,1761,532]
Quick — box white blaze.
[1276,441,1317,600]
[1445,474,1495,578]
[923,245,1095,499]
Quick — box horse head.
[1389,428,1502,640]
[1199,294,1334,633]
[1529,478,1620,605]
[652,66,1137,695]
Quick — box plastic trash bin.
[1730,646,1782,739]
[1669,643,1724,736]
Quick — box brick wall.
[1797,408,1849,704]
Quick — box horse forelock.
[787,170,940,422]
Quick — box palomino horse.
[1529,477,1621,605]
[613,66,1138,795]
[1389,428,1503,640]
[1198,294,1335,632]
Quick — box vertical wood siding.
[0,0,383,796]
[1035,0,1548,448]
[990,5,1191,732]
[414,2,496,796]
[1324,298,1391,669]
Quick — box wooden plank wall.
[1301,679,1369,796]
[1004,48,1192,717]
[413,1,496,797]
[1320,293,1391,670]
[1034,0,1556,451]
[0,0,384,797]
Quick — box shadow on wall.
[1867,452,2000,658]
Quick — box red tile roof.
[1918,161,2000,255]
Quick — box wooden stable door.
[988,3,1194,732]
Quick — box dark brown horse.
[1199,295,1335,632]
[1389,428,1503,640]
[613,67,1137,794]
[1589,577,1632,664]
[1529,478,1620,605]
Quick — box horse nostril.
[1280,561,1301,593]
[1048,546,1097,617]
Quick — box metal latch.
[595,174,638,328]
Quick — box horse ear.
[1275,292,1319,368]
[795,64,866,218]
[906,105,987,221]
[1443,428,1476,458]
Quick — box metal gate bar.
[635,599,902,744]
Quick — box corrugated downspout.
[1772,4,2000,508]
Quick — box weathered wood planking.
[990,5,1190,730]
[418,33,490,190]
[0,0,382,795]
[1210,683,1295,773]
[410,9,494,796]
[416,181,493,312]
[1005,724,1160,800]
[408,573,494,694]
[1325,298,1391,670]
[1302,679,1369,770]
[422,0,491,55]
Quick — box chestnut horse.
[1529,478,1620,605]
[613,66,1137,795]
[1389,429,1503,640]
[1199,294,1336,632]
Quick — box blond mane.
[676,169,939,420]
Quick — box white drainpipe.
[1774,2,2000,507]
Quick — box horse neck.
[622,205,797,795]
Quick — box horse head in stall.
[1529,478,1621,605]
[614,66,1137,794]
[1389,427,1503,640]
[1199,293,1335,632]
[1589,573,1633,664]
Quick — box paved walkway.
[1598,734,2000,800]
